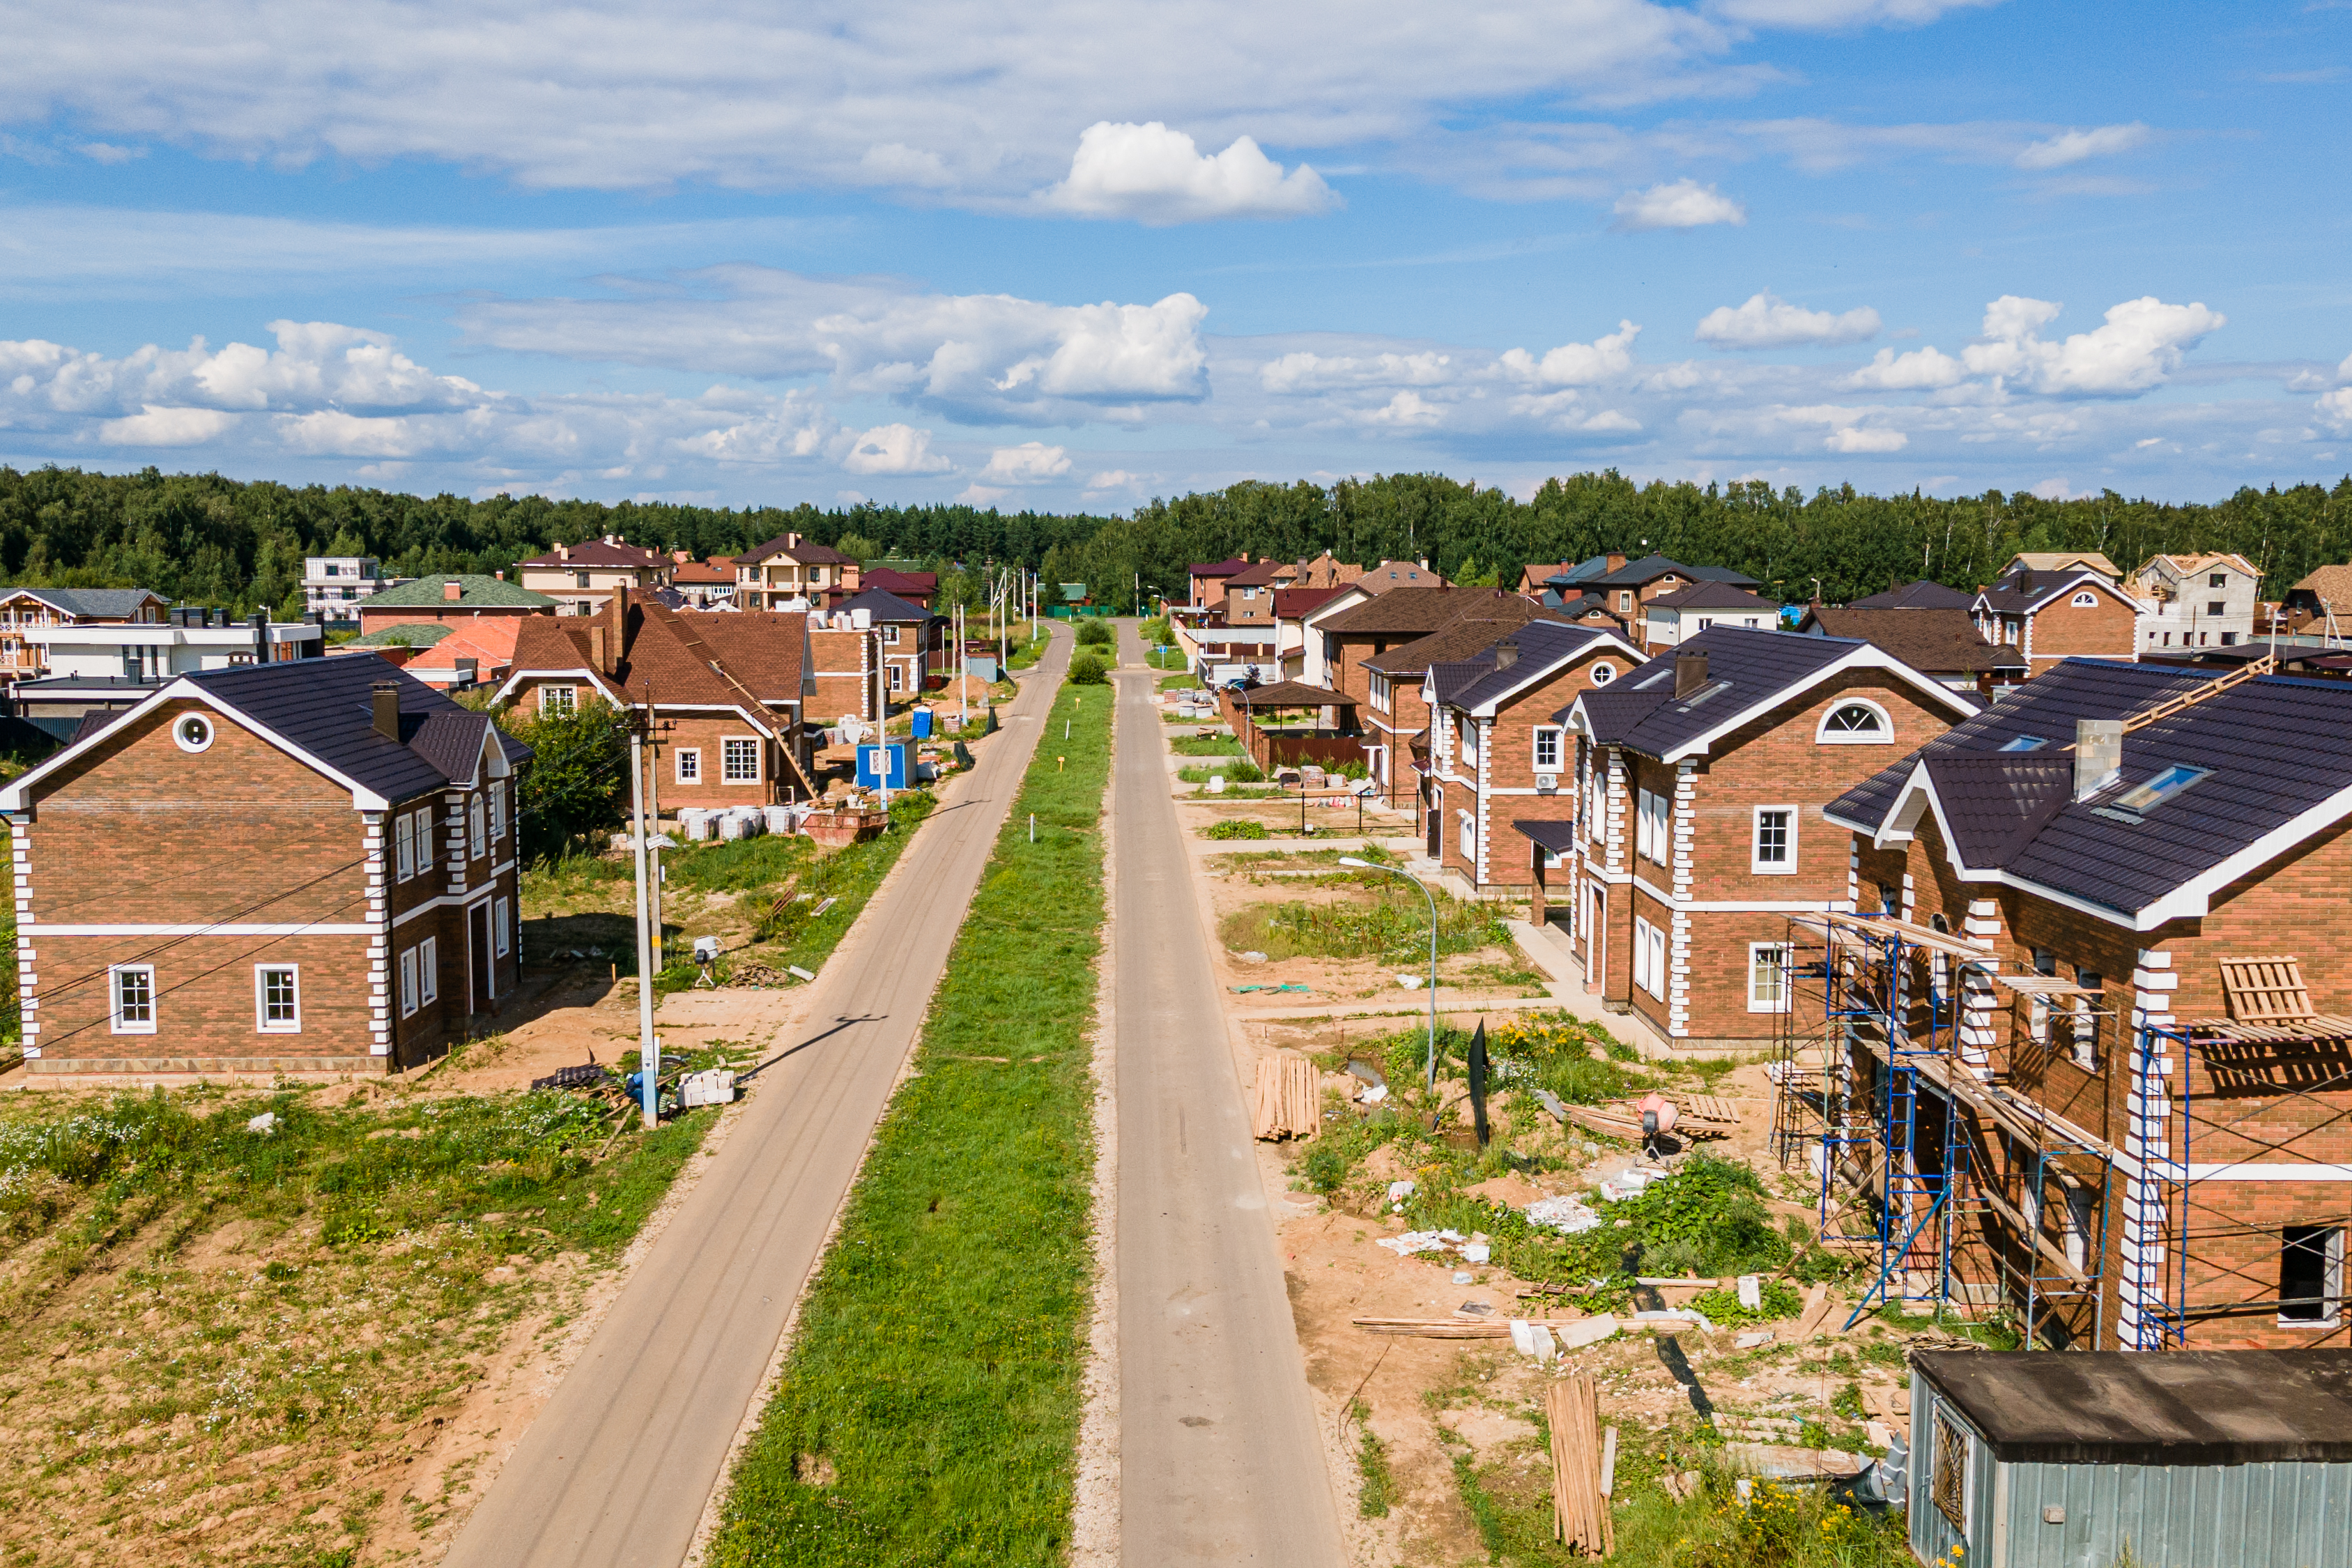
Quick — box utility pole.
[958,601,969,730]
[629,721,659,1130]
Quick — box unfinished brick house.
[1813,656,2352,1350]
[499,590,820,809]
[1,658,528,1078]
[1417,620,1640,891]
[1971,566,2140,672]
[1554,626,1982,1049]
[831,587,944,698]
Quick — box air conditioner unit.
[1535,773,1560,793]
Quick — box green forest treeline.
[6,463,2352,617]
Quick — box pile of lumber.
[1552,1095,1737,1143]
[1351,1316,1586,1340]
[1546,1370,1614,1558]
[1251,1052,1320,1140]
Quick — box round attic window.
[1590,662,1617,686]
[173,714,215,753]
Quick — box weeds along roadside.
[706,677,1113,1568]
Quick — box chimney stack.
[250,608,268,665]
[1606,552,1629,574]
[443,580,463,602]
[2075,719,2123,801]
[556,542,569,562]
[1494,637,1519,670]
[601,587,626,675]
[1675,648,1709,698]
[371,680,401,742]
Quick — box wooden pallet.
[2219,955,2314,1024]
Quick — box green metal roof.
[345,622,455,647]
[363,574,557,608]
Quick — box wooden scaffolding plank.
[2218,955,2314,1024]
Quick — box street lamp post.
[1339,856,1440,1091]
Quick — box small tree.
[1068,653,1110,685]
[502,700,632,860]
[1074,619,1114,647]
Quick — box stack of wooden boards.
[1250,1052,1321,1141]
[1546,1371,1614,1558]
[1555,1093,1739,1143]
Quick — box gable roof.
[2139,551,2259,583]
[1358,560,1446,591]
[1188,557,1250,578]
[364,574,557,610]
[737,534,854,567]
[834,587,939,624]
[499,594,810,722]
[1427,658,1496,707]
[2286,563,2352,604]
[0,656,528,814]
[1848,579,1976,610]
[1319,585,1530,638]
[406,617,524,673]
[1446,621,1641,715]
[1273,585,1350,618]
[1647,581,1780,614]
[1223,559,1294,588]
[519,539,666,569]
[1974,568,2138,617]
[0,587,167,620]
[1797,607,2027,676]
[1598,553,1759,590]
[1563,624,1981,762]
[670,558,736,585]
[345,622,455,648]
[1362,601,1557,676]
[2005,550,2121,580]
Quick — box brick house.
[862,567,939,609]
[515,537,673,614]
[1554,626,1983,1047]
[1357,599,1562,806]
[1971,567,2141,671]
[1315,588,1538,799]
[669,555,738,610]
[2280,563,2352,638]
[499,590,820,808]
[1220,559,1295,627]
[357,574,558,636]
[1795,606,2027,693]
[733,534,861,613]
[1531,586,1633,637]
[807,623,887,727]
[1418,620,1641,889]
[1529,553,1762,621]
[0,658,528,1079]
[1824,656,2352,1348]
[832,587,946,697]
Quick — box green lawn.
[708,674,1112,1567]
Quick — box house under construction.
[1773,655,2352,1351]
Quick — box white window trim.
[412,807,433,874]
[1747,943,1792,1013]
[1589,661,1616,686]
[171,713,215,753]
[2281,1227,2346,1329]
[1815,697,1894,745]
[721,735,762,785]
[1752,804,1798,875]
[468,795,487,859]
[419,936,438,1005]
[539,684,578,715]
[109,963,157,1035]
[2070,591,2098,607]
[493,896,512,959]
[676,747,702,783]
[254,963,302,1033]
[1532,725,1563,772]
[395,813,415,882]
[490,781,506,840]
[399,948,419,1017]
[1633,916,1653,996]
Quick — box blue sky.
[3,0,2349,512]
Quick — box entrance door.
[468,902,493,1014]
[1427,785,1442,857]
[1587,884,1606,993]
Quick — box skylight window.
[1999,734,2050,752]
[1634,667,1675,690]
[2113,763,2211,814]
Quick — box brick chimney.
[443,580,463,602]
[371,680,401,741]
[1675,648,1709,698]
[1606,552,1628,574]
[601,587,627,675]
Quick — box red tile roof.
[518,539,667,569]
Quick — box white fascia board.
[0,679,192,809]
[1658,643,1983,763]
[489,663,623,707]
[1466,631,1646,718]
[2130,780,2352,929]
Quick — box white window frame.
[395,813,415,882]
[493,896,512,959]
[888,662,904,691]
[2070,590,2098,607]
[2280,1226,2345,1329]
[676,747,702,784]
[722,736,762,784]
[1532,726,1562,771]
[1589,661,1615,686]
[1748,943,1792,1013]
[1633,916,1653,995]
[109,963,157,1035]
[254,964,301,1033]
[1636,787,1669,866]
[468,794,486,859]
[883,624,900,645]
[418,936,438,1005]
[539,684,578,715]
[1752,805,1797,874]
[399,948,419,1017]
[1815,697,1893,745]
[489,781,506,840]
[1631,916,1667,1001]
[412,806,434,874]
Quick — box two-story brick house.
[1315,588,1539,799]
[733,534,861,612]
[500,590,820,808]
[1417,620,1642,890]
[2130,551,2263,653]
[832,587,946,698]
[1971,567,2141,671]
[1556,626,1982,1047]
[1357,599,1561,806]
[1825,657,2352,1348]
[1,658,528,1079]
[516,537,674,614]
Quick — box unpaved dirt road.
[441,629,1068,1568]
[1112,620,1347,1566]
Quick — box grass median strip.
[708,680,1113,1568]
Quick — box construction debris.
[728,962,795,988]
[1250,1051,1321,1140]
[1546,1370,1614,1558]
[1351,1315,1594,1340]
[1720,1443,1865,1480]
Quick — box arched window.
[1590,661,1616,686]
[2070,591,2098,607]
[1816,699,1893,744]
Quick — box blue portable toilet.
[911,707,935,740]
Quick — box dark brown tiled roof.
[736,534,854,567]
[1848,579,1974,610]
[1223,560,1293,588]
[1799,607,2025,675]
[1273,585,1349,617]
[1362,606,1556,676]
[507,596,809,714]
[1320,586,1530,638]
[1235,679,1358,709]
[1648,582,1781,613]
[518,539,666,569]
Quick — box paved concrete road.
[1114,621,1347,1566]
[444,630,1068,1568]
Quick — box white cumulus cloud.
[1959,294,2224,396]
[1845,344,1967,390]
[1612,178,1745,231]
[840,423,953,475]
[96,405,240,445]
[1041,121,1335,223]
[976,441,1073,484]
[2316,387,2352,434]
[1695,291,1881,349]
[1259,350,1452,394]
[1495,321,1643,386]
[2014,122,2150,171]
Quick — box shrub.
[1691,1276,1806,1326]
[1204,818,1270,840]
[1068,652,1110,684]
[1074,619,1114,647]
